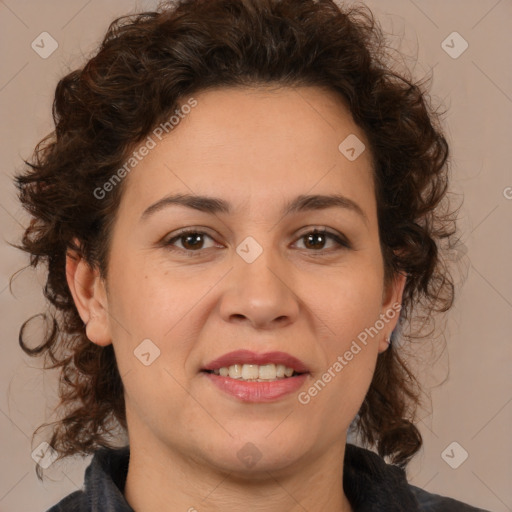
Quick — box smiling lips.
[203,349,309,376]
[202,349,310,402]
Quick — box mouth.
[202,363,304,382]
[201,350,309,402]
[201,349,309,381]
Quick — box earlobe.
[65,247,112,347]
[378,271,407,353]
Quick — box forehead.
[118,85,376,221]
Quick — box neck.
[124,434,354,512]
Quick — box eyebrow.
[140,193,368,225]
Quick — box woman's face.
[71,85,405,475]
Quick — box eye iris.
[305,232,325,250]
[182,233,203,250]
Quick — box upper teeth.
[212,363,296,381]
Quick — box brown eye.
[179,233,206,250]
[165,230,217,253]
[295,229,350,252]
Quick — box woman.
[14,0,490,510]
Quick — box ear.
[65,245,112,347]
[378,271,407,354]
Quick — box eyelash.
[163,227,351,257]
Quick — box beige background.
[0,0,511,511]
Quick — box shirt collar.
[343,443,420,511]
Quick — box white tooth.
[242,364,259,380]
[258,363,277,380]
[284,366,294,377]
[220,363,297,380]
[228,364,243,379]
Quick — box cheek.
[105,257,216,388]
[304,264,383,408]
[107,251,196,335]
[312,262,384,339]
[105,261,199,418]
[301,315,380,432]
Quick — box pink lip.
[202,349,309,373]
[203,372,309,403]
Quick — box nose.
[218,246,300,331]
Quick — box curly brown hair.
[14,0,459,479]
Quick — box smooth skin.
[66,85,406,512]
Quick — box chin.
[195,426,309,476]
